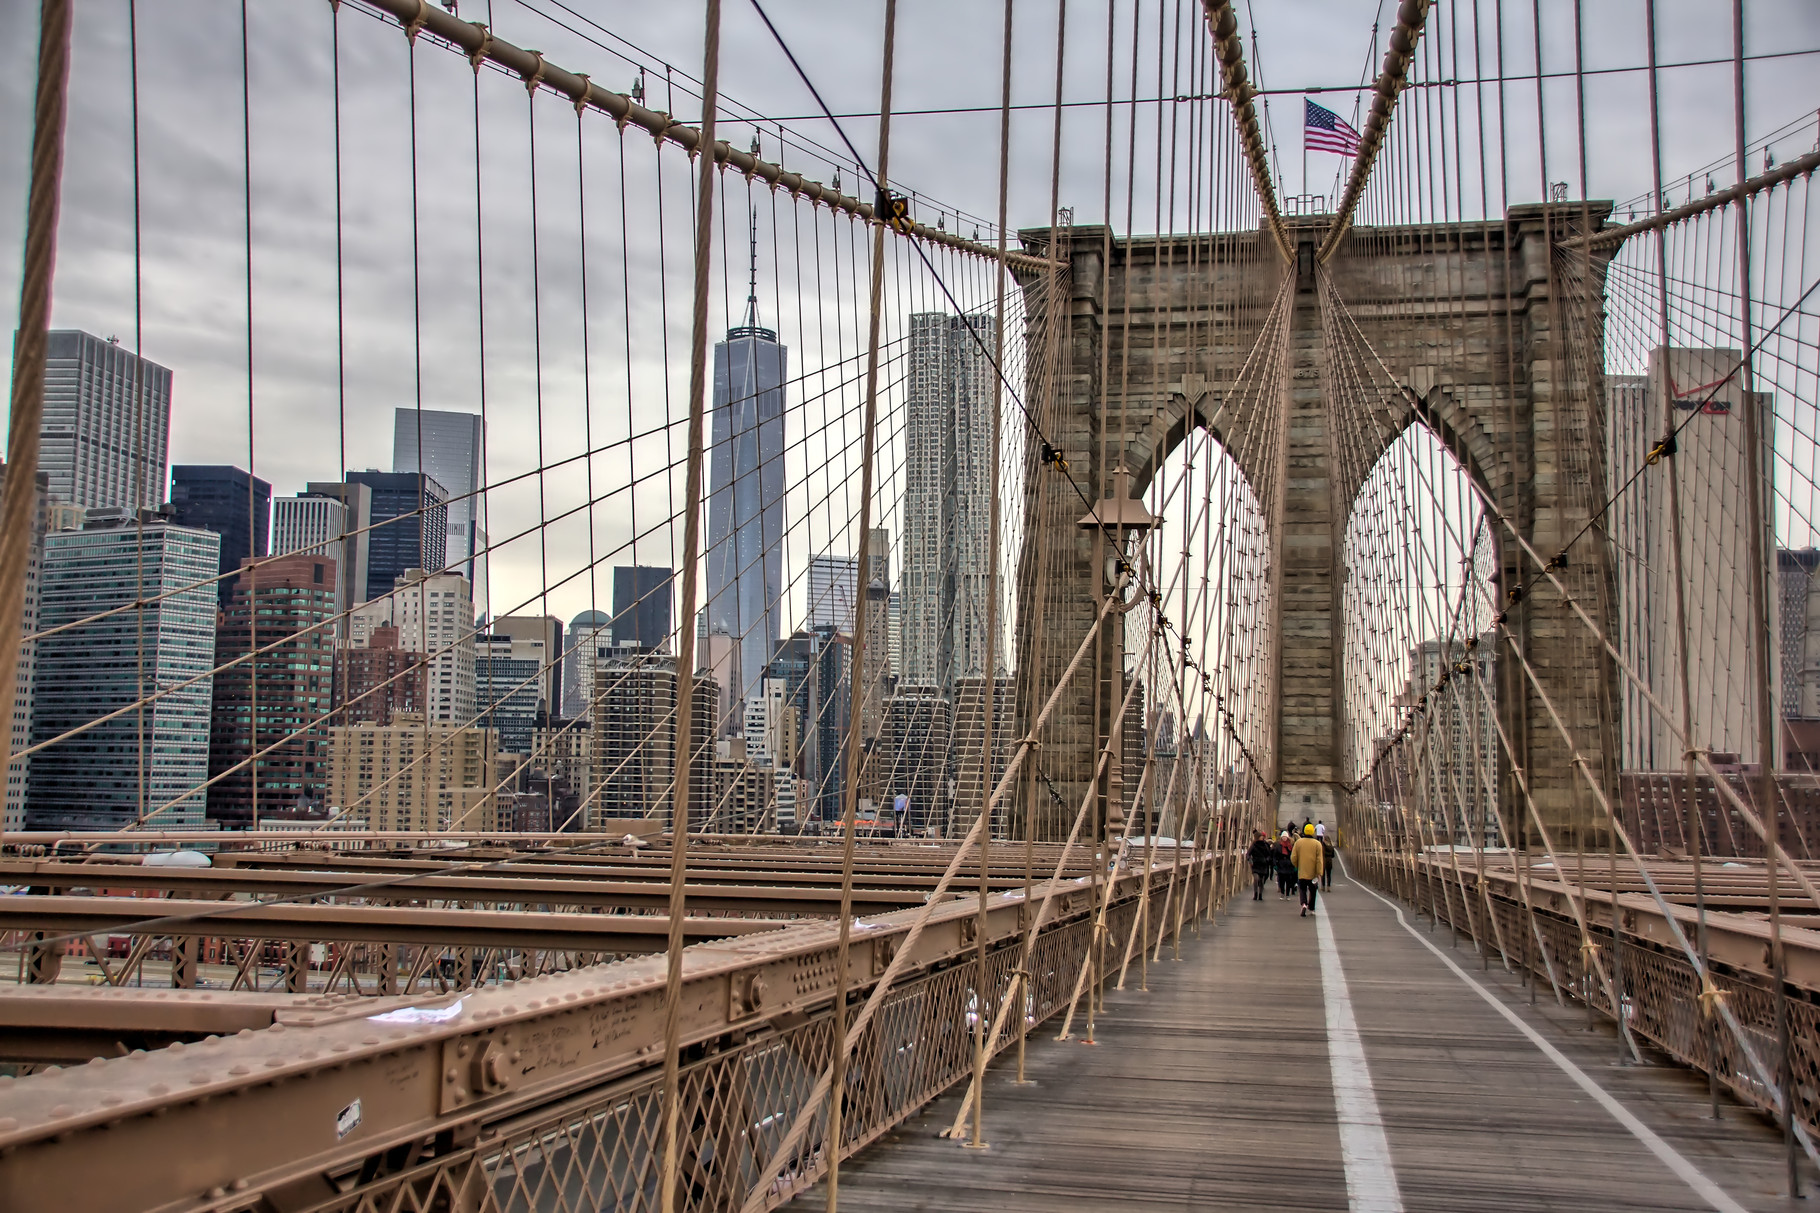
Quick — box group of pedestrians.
[1246,821,1336,917]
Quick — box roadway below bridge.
[803,861,1814,1212]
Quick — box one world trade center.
[705,223,787,714]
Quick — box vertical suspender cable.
[1729,0,1799,1192]
[967,0,1016,1153]
[1016,0,1069,1083]
[0,0,72,851]
[1642,0,1716,1110]
[131,0,147,828]
[1645,0,1710,1092]
[657,0,722,1207]
[828,1,898,1203]
[241,0,260,832]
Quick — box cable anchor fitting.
[1040,442,1069,472]
[1698,980,1726,1018]
[1645,434,1677,465]
[464,23,493,74]
[521,50,547,95]
[1545,552,1568,572]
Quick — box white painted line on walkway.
[1316,902,1405,1213]
[1348,869,1750,1213]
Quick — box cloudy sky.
[0,0,1814,635]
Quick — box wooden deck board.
[793,870,1815,1212]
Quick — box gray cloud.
[0,0,1814,631]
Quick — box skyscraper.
[590,653,717,828]
[206,553,337,826]
[333,625,427,727]
[903,312,1000,694]
[1779,550,1820,722]
[812,629,853,825]
[393,408,486,605]
[877,686,952,836]
[350,568,474,727]
[274,486,370,636]
[764,630,822,777]
[476,631,546,758]
[951,675,1015,838]
[169,465,271,606]
[27,514,219,830]
[564,609,611,719]
[37,330,171,512]
[612,566,674,652]
[327,714,503,831]
[491,614,564,718]
[1609,347,1775,768]
[0,462,48,832]
[1400,637,1498,846]
[807,555,857,630]
[859,527,893,737]
[346,470,449,604]
[705,275,787,709]
[742,678,801,770]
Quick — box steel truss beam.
[0,859,1190,1212]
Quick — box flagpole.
[1301,96,1307,204]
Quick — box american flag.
[1305,100,1361,157]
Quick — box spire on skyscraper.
[746,207,760,330]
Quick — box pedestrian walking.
[1292,824,1326,917]
[1321,829,1336,890]
[1247,830,1275,901]
[1274,831,1297,899]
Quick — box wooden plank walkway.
[795,866,1815,1212]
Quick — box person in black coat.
[1246,830,1275,901]
[1274,832,1298,899]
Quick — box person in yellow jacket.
[1291,823,1326,917]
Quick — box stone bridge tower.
[1013,204,1617,851]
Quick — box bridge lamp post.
[1076,492,1156,1030]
